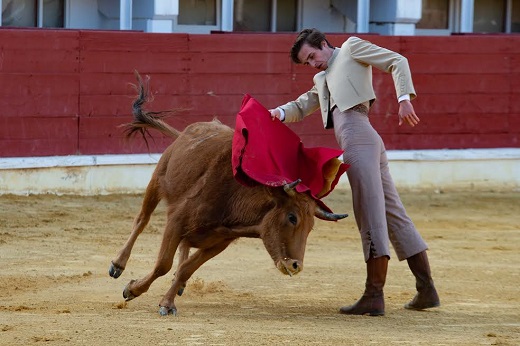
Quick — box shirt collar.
[326,48,340,70]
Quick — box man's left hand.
[398,100,420,127]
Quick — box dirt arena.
[0,188,519,345]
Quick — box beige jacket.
[280,36,417,129]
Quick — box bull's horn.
[315,207,348,221]
[283,179,301,196]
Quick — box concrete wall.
[2,149,519,195]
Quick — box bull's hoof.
[108,262,124,279]
[159,306,177,316]
[123,280,137,301]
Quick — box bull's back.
[158,120,235,200]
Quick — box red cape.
[232,95,348,213]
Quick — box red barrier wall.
[0,28,518,157]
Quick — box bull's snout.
[277,258,303,276]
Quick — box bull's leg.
[174,241,190,296]
[122,217,182,302]
[109,176,161,279]
[158,240,233,316]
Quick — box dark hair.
[290,28,334,64]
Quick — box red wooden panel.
[79,116,130,139]
[450,133,519,148]
[383,133,519,150]
[260,94,300,110]
[0,116,77,140]
[412,73,511,94]
[190,52,291,74]
[511,56,520,73]
[79,94,192,117]
[402,35,518,54]
[190,73,292,95]
[463,113,509,133]
[0,138,78,157]
[78,115,241,155]
[78,116,171,155]
[79,31,189,52]
[511,74,520,92]
[80,72,190,95]
[79,95,135,117]
[0,73,79,96]
[79,137,168,155]
[80,115,215,144]
[187,94,245,117]
[373,113,464,135]
[290,74,316,95]
[0,28,78,50]
[0,95,78,117]
[508,113,520,132]
[189,33,294,52]
[80,73,137,95]
[0,116,77,157]
[412,94,510,115]
[509,93,520,113]
[408,53,510,74]
[80,51,191,73]
[0,49,78,73]
[0,31,518,157]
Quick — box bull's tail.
[122,71,181,142]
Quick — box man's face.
[297,41,334,71]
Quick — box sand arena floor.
[0,189,519,345]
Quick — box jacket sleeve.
[347,36,416,100]
[279,86,320,123]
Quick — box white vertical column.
[271,0,277,32]
[221,0,234,31]
[357,0,370,33]
[38,0,44,27]
[460,0,474,33]
[120,0,132,30]
[505,0,512,33]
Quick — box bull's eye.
[288,213,298,225]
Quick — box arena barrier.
[1,148,519,195]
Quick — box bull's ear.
[283,179,302,196]
[315,207,348,221]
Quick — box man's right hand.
[269,108,282,120]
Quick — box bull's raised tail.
[121,71,181,142]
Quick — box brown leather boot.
[339,255,388,316]
[405,251,440,310]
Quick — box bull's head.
[260,179,347,276]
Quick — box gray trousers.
[332,107,428,262]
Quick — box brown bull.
[108,73,348,316]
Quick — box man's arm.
[348,37,419,127]
[347,37,416,102]
[270,86,320,122]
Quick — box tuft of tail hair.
[121,71,182,149]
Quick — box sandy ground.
[0,188,519,345]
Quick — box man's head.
[290,28,335,71]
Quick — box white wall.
[300,0,346,33]
[66,0,103,29]
[1,149,519,195]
